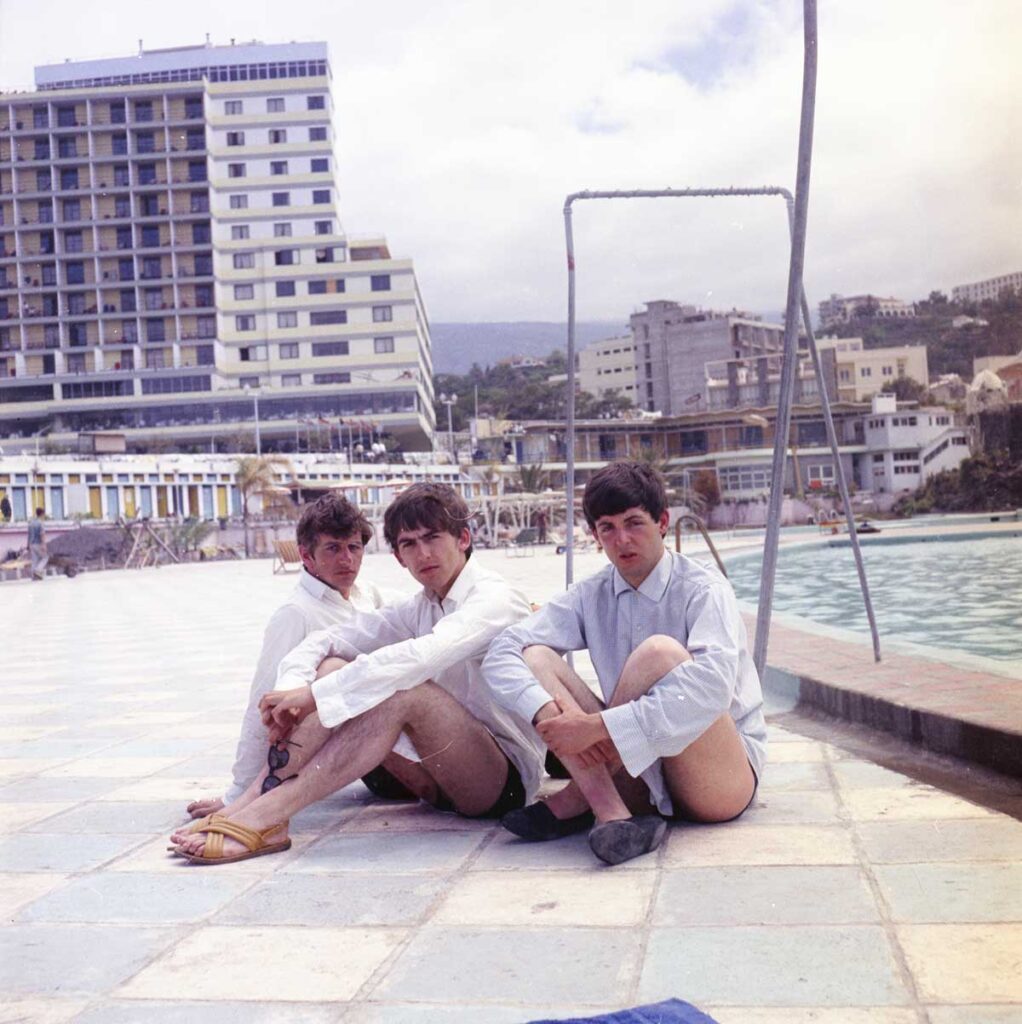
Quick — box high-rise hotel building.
[0,41,435,452]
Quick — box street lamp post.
[244,386,262,455]
[439,392,457,463]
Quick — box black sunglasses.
[261,739,302,795]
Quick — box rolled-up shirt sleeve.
[307,580,531,728]
[601,582,742,778]
[483,590,588,726]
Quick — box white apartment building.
[859,394,969,494]
[818,293,915,326]
[952,271,1022,304]
[815,337,929,402]
[0,41,434,453]
[577,334,637,401]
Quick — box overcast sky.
[1,0,1018,322]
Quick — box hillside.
[823,292,1022,378]
[430,321,626,374]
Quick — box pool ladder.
[674,514,728,578]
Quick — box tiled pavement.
[1,552,1021,1023]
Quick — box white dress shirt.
[482,549,767,816]
[276,557,546,802]
[223,568,385,804]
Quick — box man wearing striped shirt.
[483,461,767,865]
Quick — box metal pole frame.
[563,2,878,671]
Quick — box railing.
[674,513,728,577]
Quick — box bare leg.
[174,682,510,859]
[611,635,755,822]
[520,646,631,823]
[171,656,344,843]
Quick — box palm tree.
[235,455,293,557]
[513,462,548,494]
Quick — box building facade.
[818,293,915,326]
[859,394,969,493]
[951,271,1022,305]
[815,337,929,402]
[0,41,434,453]
[629,301,784,415]
[576,334,637,402]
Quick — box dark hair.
[296,493,372,552]
[35,507,45,516]
[582,461,668,530]
[383,483,472,557]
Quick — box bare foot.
[186,796,224,819]
[173,808,289,860]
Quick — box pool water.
[726,535,1022,663]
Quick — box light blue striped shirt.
[483,548,767,815]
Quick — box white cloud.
[1,0,1017,318]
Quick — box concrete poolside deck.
[1,551,1020,1023]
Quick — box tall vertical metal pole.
[563,199,578,588]
[754,0,818,676]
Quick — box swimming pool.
[726,534,1022,663]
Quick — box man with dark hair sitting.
[174,492,394,834]
[483,460,767,865]
[171,483,543,864]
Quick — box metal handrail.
[674,513,728,578]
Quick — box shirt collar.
[428,555,478,610]
[299,567,357,606]
[612,547,673,601]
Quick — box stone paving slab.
[1,554,1020,1022]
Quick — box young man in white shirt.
[482,461,767,865]
[171,483,542,864]
[175,493,396,834]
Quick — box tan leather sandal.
[166,812,221,852]
[175,818,291,865]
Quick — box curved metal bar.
[674,513,728,579]
[754,0,818,676]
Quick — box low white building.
[859,394,969,494]
[952,271,1022,304]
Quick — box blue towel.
[528,997,719,1023]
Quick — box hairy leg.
[175,682,509,858]
[172,656,344,843]
[612,634,756,822]
[521,645,631,823]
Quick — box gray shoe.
[588,814,667,865]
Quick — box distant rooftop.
[34,39,328,91]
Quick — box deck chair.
[272,539,303,574]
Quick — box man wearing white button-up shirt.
[482,461,766,865]
[178,493,388,826]
[171,483,542,865]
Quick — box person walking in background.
[0,493,11,522]
[27,507,48,581]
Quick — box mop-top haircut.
[582,461,669,532]
[383,483,473,557]
[296,492,373,552]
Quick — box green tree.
[880,377,931,403]
[235,455,293,557]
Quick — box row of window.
[235,306,394,330]
[226,158,329,176]
[14,161,209,192]
[227,188,331,207]
[238,337,396,360]
[6,191,212,224]
[224,95,325,115]
[225,128,328,149]
[230,221,333,240]
[232,275,387,300]
[231,244,340,269]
